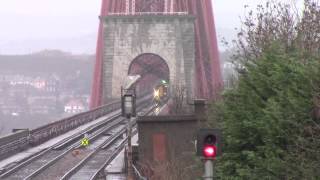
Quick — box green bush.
[213,44,320,179]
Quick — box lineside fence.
[0,94,152,161]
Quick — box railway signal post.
[197,129,222,180]
[121,87,136,180]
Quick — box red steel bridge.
[90,0,223,108]
[0,0,222,179]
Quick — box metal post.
[127,117,134,180]
[203,159,214,180]
[127,117,132,150]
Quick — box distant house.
[29,98,57,114]
[45,75,59,93]
[0,97,28,115]
[30,76,60,93]
[64,99,85,114]
[32,77,46,89]
[9,75,33,86]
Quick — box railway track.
[61,128,130,180]
[27,124,128,180]
[0,116,127,180]
[0,96,154,180]
[62,106,156,180]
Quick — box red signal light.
[203,145,216,158]
[197,129,221,157]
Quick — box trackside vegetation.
[210,0,320,179]
[214,45,320,179]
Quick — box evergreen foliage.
[213,44,320,179]
[211,1,320,179]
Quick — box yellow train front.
[153,84,168,105]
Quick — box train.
[153,83,168,104]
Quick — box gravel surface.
[33,148,92,180]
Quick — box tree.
[211,0,320,179]
[215,45,320,179]
[228,0,319,65]
[169,84,189,114]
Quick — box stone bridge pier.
[102,14,195,103]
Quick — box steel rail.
[87,105,157,180]
[133,164,148,180]
[29,100,121,146]
[29,103,153,180]
[89,131,137,180]
[0,116,124,180]
[59,128,128,180]
[60,104,157,180]
[0,95,152,179]
[52,111,121,150]
[22,117,128,180]
[0,112,121,179]
[52,94,151,150]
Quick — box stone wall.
[137,115,200,163]
[102,15,195,104]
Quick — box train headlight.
[154,89,160,99]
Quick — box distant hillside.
[0,33,96,55]
[0,50,94,76]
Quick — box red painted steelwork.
[90,0,223,109]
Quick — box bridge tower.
[90,0,222,108]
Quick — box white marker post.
[203,159,214,180]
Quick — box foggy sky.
[0,0,302,54]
